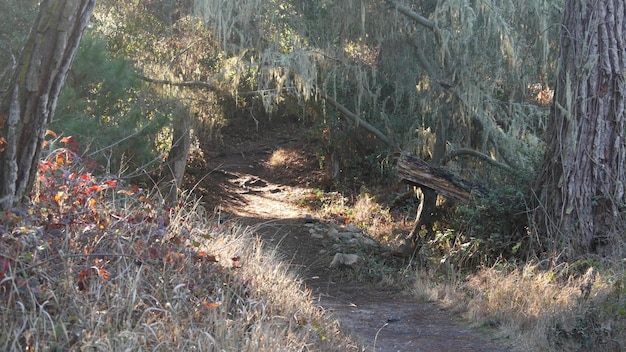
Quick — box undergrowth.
[0,138,357,351]
[409,259,626,351]
[299,164,626,351]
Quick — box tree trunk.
[407,116,448,246]
[0,0,96,210]
[534,0,626,258]
[160,102,191,203]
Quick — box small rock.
[345,224,360,233]
[337,232,355,240]
[346,238,360,246]
[327,228,339,239]
[361,237,377,247]
[311,232,324,239]
[329,253,360,268]
[304,214,315,223]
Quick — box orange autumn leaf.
[97,267,110,280]
[204,302,221,310]
[0,137,6,153]
[86,185,104,193]
[196,251,219,263]
[54,191,65,204]
[60,136,75,144]
[117,189,134,196]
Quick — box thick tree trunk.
[534,0,626,258]
[0,0,96,209]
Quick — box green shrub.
[52,31,170,176]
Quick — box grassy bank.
[0,156,358,351]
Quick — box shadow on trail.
[184,118,517,351]
[229,214,517,352]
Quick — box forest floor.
[186,116,518,351]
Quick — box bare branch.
[324,95,399,151]
[387,1,435,30]
[137,73,224,91]
[396,152,487,203]
[443,148,514,173]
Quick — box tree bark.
[534,0,626,258]
[396,152,486,203]
[0,0,96,209]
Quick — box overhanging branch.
[137,73,223,91]
[443,148,514,173]
[324,95,399,150]
[387,1,435,30]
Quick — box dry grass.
[298,189,408,248]
[0,193,359,351]
[267,148,300,169]
[410,260,626,351]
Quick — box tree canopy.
[194,0,562,175]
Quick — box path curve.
[194,119,517,351]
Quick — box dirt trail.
[192,119,517,351]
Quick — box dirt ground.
[187,117,517,352]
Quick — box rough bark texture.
[535,0,626,258]
[0,0,96,209]
[396,152,486,204]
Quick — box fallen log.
[396,152,487,203]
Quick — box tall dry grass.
[411,260,626,351]
[0,194,359,351]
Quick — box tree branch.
[323,95,399,150]
[396,152,487,203]
[137,73,224,91]
[386,1,435,30]
[443,148,514,173]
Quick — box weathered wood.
[396,153,486,203]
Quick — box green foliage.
[52,31,170,176]
[452,181,532,266]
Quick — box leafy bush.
[52,31,170,177]
[449,183,532,267]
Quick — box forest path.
[189,117,516,352]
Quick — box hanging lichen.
[193,0,562,179]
